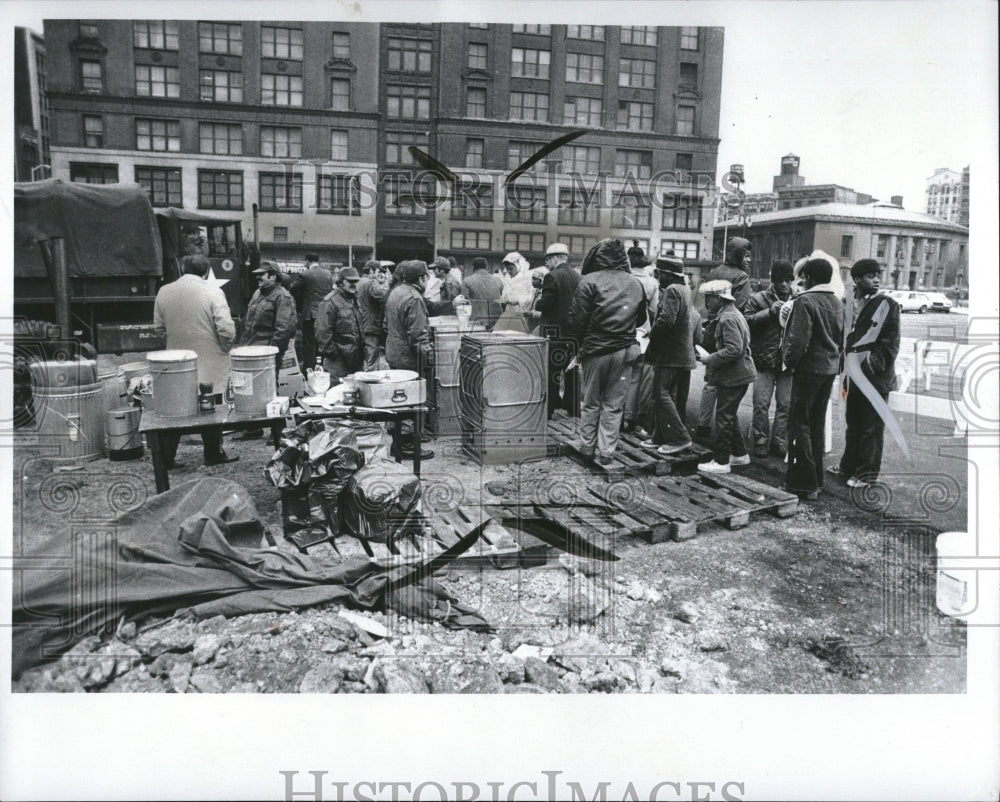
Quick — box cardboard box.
[356,378,426,408]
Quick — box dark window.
[675,105,696,136]
[675,152,693,172]
[505,185,547,224]
[619,58,656,89]
[679,62,698,88]
[259,172,303,211]
[617,100,653,131]
[614,149,652,179]
[465,138,485,168]
[661,195,702,231]
[558,187,599,226]
[508,140,543,171]
[198,22,242,55]
[841,235,854,258]
[466,87,487,117]
[198,170,244,209]
[135,166,182,207]
[451,183,493,220]
[468,43,488,70]
[273,226,288,242]
[70,162,118,184]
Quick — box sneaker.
[846,476,871,488]
[640,439,659,448]
[826,464,848,477]
[697,460,731,474]
[632,426,650,439]
[657,441,693,455]
[730,454,751,466]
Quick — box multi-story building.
[713,201,969,293]
[925,165,970,227]
[14,27,51,182]
[41,21,725,268]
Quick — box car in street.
[888,290,933,313]
[923,292,954,313]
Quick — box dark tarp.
[14,179,163,279]
[12,478,489,678]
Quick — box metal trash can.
[106,407,143,461]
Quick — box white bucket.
[936,531,975,617]
[230,345,279,414]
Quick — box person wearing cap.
[781,257,845,499]
[694,279,755,473]
[315,266,364,382]
[457,256,503,326]
[424,256,450,304]
[536,242,583,417]
[357,259,391,370]
[289,252,334,374]
[744,259,796,458]
[643,255,697,454]
[828,258,899,488]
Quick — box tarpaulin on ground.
[12,478,488,677]
[14,179,163,278]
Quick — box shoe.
[400,447,434,460]
[205,451,239,466]
[730,454,751,466]
[632,426,650,439]
[164,459,185,470]
[697,460,731,474]
[826,464,848,477]
[620,420,634,434]
[594,453,614,467]
[640,439,659,448]
[657,441,693,455]
[235,429,264,441]
[846,477,871,488]
[753,446,769,458]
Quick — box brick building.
[925,166,970,227]
[13,27,51,183]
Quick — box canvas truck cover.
[14,179,163,279]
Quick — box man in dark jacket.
[642,255,697,454]
[536,242,583,417]
[315,267,363,381]
[458,256,503,326]
[357,259,391,369]
[567,239,647,465]
[781,257,845,499]
[744,259,795,458]
[695,280,756,473]
[695,237,753,439]
[291,252,334,372]
[829,258,900,487]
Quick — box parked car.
[923,292,954,313]
[887,290,932,313]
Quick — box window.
[331,130,349,161]
[559,234,597,256]
[135,65,180,98]
[198,170,243,210]
[80,60,103,93]
[611,193,650,228]
[614,149,652,179]
[135,166,182,207]
[200,70,243,103]
[562,145,601,175]
[70,162,118,184]
[199,123,243,155]
[451,230,492,250]
[564,96,603,127]
[318,174,361,215]
[261,126,302,159]
[876,235,888,259]
[841,235,854,258]
[83,116,104,148]
[133,21,179,50]
[259,172,303,211]
[504,232,546,252]
[508,140,543,171]
[662,195,702,231]
[619,58,656,88]
[662,240,699,260]
[565,52,604,84]
[674,152,693,172]
[559,187,599,226]
[680,27,699,50]
[512,25,551,35]
[620,26,657,46]
[385,132,425,166]
[261,74,303,106]
[330,78,351,111]
[679,62,698,88]
[387,84,431,119]
[332,31,350,58]
[617,100,653,131]
[505,185,547,224]
[273,227,288,242]
[466,86,487,117]
[387,38,432,72]
[198,22,242,55]
[468,43,488,70]
[512,48,550,79]
[675,105,695,136]
[510,91,549,122]
[136,118,180,152]
[566,25,604,41]
[465,138,485,168]
[451,184,493,221]
[383,177,432,217]
[79,21,100,38]
[261,26,303,60]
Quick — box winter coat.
[291,264,334,321]
[356,274,390,341]
[781,284,845,375]
[445,267,464,301]
[699,237,752,313]
[631,267,660,354]
[743,286,790,370]
[567,239,648,359]
[315,287,364,376]
[461,268,504,326]
[384,282,433,372]
[153,273,236,391]
[237,284,297,357]
[703,302,756,387]
[536,264,582,338]
[646,280,696,369]
[846,291,900,394]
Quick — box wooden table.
[139,406,286,493]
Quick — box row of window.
[450,229,699,258]
[472,24,699,49]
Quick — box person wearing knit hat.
[743,259,796,458]
[828,257,900,488]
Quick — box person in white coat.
[153,253,238,466]
[494,251,535,332]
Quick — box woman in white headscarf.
[493,251,535,331]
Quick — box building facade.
[14,27,51,183]
[713,202,969,293]
[40,20,725,269]
[925,166,969,227]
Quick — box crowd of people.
[152,234,900,499]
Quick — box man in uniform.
[291,252,333,372]
[356,259,392,369]
[315,267,364,382]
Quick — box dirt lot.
[12,397,966,694]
